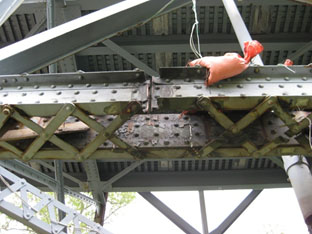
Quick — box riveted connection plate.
[152,66,312,112]
[0,71,148,116]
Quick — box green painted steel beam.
[0,66,310,160]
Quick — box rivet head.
[103,83,108,87]
[2,79,7,83]
[284,77,290,81]
[132,90,138,93]
[297,84,302,88]
[217,84,223,88]
[68,84,73,88]
[302,77,307,81]
[22,93,27,96]
[237,84,243,88]
[86,83,91,87]
[56,91,62,95]
[2,108,11,115]
[302,92,307,95]
[246,77,251,81]
[174,85,181,89]
[50,85,56,88]
[258,84,264,88]
[265,77,271,81]
[17,86,22,90]
[232,127,238,134]
[194,85,202,89]
[74,91,80,95]
[185,78,191,82]
[112,90,117,94]
[65,105,73,111]
[165,79,171,83]
[123,82,128,86]
[92,90,98,94]
[39,92,44,96]
[34,85,39,89]
[279,84,284,88]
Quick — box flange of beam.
[0,0,190,75]
[0,70,148,116]
[152,66,312,112]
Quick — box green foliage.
[105,192,136,223]
[0,192,136,233]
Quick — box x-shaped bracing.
[0,102,143,161]
[196,96,312,158]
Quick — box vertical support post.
[55,160,66,221]
[48,0,63,222]
[222,0,263,66]
[282,155,312,228]
[47,0,57,73]
[199,190,209,234]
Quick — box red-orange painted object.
[188,40,264,86]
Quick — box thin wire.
[141,0,176,25]
[305,117,312,150]
[293,108,312,151]
[190,0,202,58]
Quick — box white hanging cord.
[277,63,296,74]
[190,0,202,58]
[306,117,312,150]
[293,109,312,150]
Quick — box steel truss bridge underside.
[0,0,311,234]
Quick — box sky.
[105,188,308,234]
